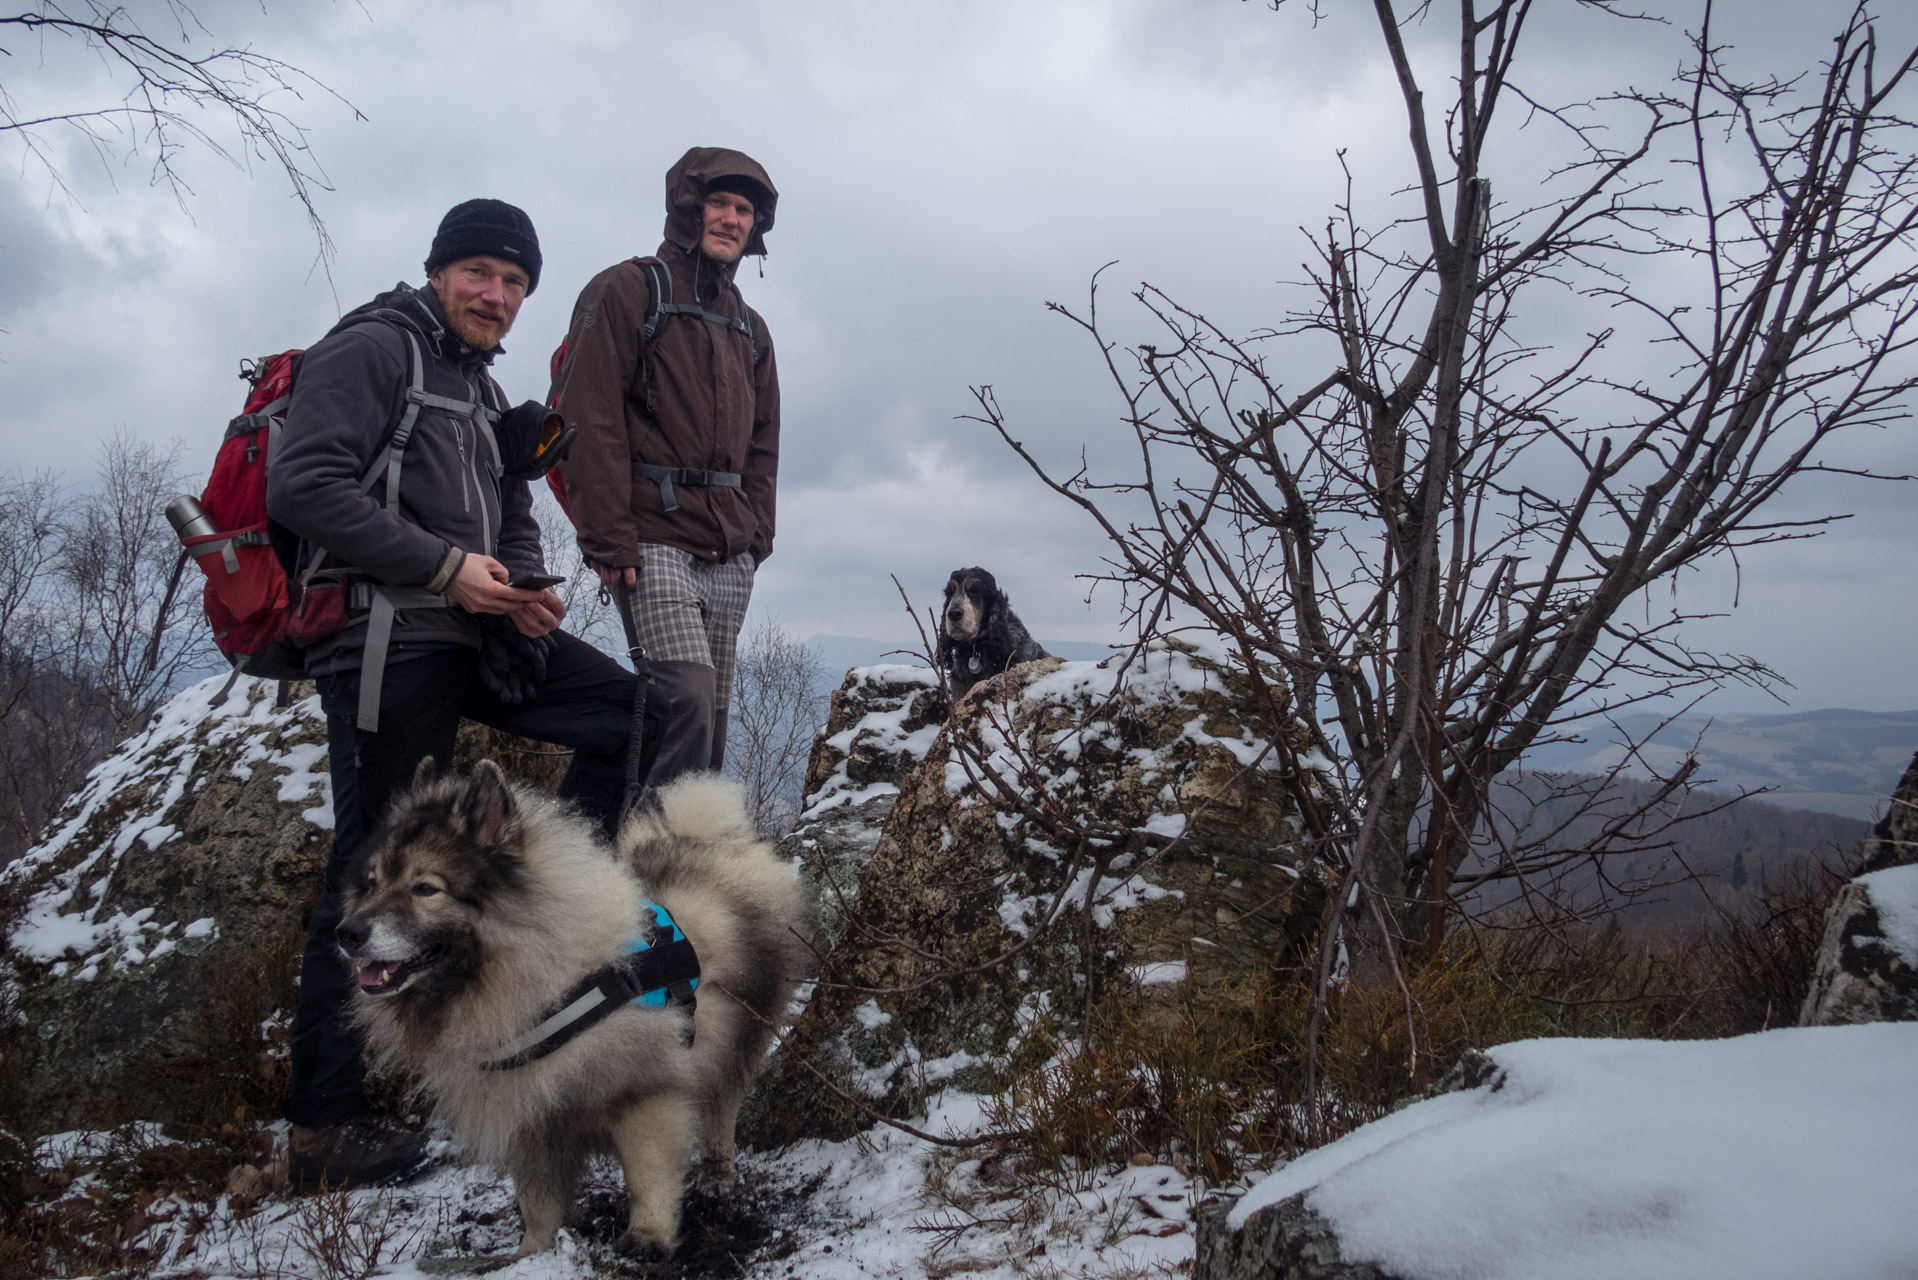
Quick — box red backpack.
[166,324,445,682]
[169,351,321,680]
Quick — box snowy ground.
[39,1092,1203,1280]
[1229,1022,1918,1280]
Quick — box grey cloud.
[1,0,1912,706]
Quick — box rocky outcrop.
[2,676,332,1130]
[1856,750,1918,875]
[1195,1195,1401,1280]
[777,664,947,945]
[1800,751,1918,1027]
[751,640,1323,1145]
[1190,1054,1507,1280]
[1,675,576,1133]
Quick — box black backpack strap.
[637,256,669,340]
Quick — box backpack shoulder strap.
[645,256,754,352]
[730,282,757,354]
[635,256,670,340]
[358,327,430,509]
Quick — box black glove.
[476,615,557,705]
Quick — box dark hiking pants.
[282,631,639,1130]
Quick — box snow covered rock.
[1799,865,1918,1025]
[778,662,948,945]
[1800,751,1918,1026]
[2,676,332,1129]
[753,639,1322,1144]
[1856,749,1918,875]
[1199,1024,1918,1280]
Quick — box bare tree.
[727,617,827,838]
[0,434,212,863]
[970,0,1918,1068]
[2,0,356,266]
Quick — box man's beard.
[701,235,746,266]
[447,310,509,350]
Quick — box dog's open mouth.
[356,947,442,996]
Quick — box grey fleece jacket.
[266,283,546,677]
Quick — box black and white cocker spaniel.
[937,567,1050,697]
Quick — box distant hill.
[1468,772,1869,937]
[1519,708,1918,820]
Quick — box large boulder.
[1800,751,1918,1026]
[752,640,1323,1144]
[2,676,331,1130]
[0,674,578,1133]
[778,663,947,945]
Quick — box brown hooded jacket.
[553,147,780,568]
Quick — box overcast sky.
[3,0,1916,712]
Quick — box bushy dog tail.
[647,773,758,839]
[619,773,766,882]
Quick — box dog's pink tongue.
[359,961,397,990]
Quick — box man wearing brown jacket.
[552,148,779,787]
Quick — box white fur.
[351,772,807,1257]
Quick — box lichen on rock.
[751,639,1322,1145]
[3,675,333,1129]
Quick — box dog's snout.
[336,917,370,952]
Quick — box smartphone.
[508,572,565,591]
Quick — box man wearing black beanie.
[267,200,637,1190]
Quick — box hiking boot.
[287,1119,428,1192]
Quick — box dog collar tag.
[968,654,981,673]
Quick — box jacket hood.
[663,147,778,261]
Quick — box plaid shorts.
[629,544,755,711]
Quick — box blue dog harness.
[481,901,700,1072]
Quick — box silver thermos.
[165,494,219,542]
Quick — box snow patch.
[1855,864,1918,965]
[1230,1024,1918,1280]
[4,675,326,975]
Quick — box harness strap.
[654,299,755,343]
[353,584,455,732]
[184,528,272,575]
[345,328,506,731]
[632,463,742,513]
[481,901,701,1072]
[226,394,292,444]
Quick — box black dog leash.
[609,578,654,819]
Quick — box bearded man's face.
[429,255,529,350]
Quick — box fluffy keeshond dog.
[335,761,810,1258]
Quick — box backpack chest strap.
[654,299,755,344]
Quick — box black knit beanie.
[705,173,771,214]
[425,198,542,294]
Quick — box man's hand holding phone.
[448,554,567,637]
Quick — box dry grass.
[983,861,1851,1186]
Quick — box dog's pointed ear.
[414,755,439,788]
[461,760,518,848]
